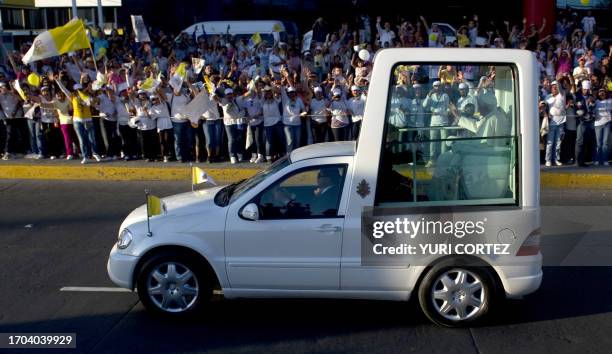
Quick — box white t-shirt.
[310,97,329,123]
[594,99,611,127]
[115,98,132,126]
[282,97,306,126]
[262,98,282,127]
[151,102,172,131]
[220,98,244,126]
[546,93,567,126]
[582,16,596,33]
[97,94,117,121]
[170,93,191,123]
[238,95,263,126]
[347,95,366,122]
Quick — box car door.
[225,160,351,291]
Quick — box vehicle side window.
[254,165,347,220]
[376,63,518,207]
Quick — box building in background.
[0,0,121,49]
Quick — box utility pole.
[97,0,104,29]
[71,0,78,19]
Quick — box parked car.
[433,22,487,46]
[179,20,288,46]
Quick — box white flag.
[131,15,150,43]
[192,58,205,75]
[183,89,213,125]
[302,30,313,53]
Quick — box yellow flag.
[176,62,187,78]
[251,32,262,45]
[147,194,163,217]
[13,80,27,101]
[192,166,217,186]
[22,18,90,64]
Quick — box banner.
[130,15,151,43]
[22,18,90,64]
[302,30,313,53]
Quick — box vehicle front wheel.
[418,260,497,327]
[136,252,211,316]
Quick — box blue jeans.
[575,121,594,165]
[172,121,193,161]
[73,120,99,157]
[265,122,284,157]
[594,122,610,164]
[203,120,223,150]
[283,124,301,153]
[27,119,46,156]
[545,123,564,163]
[225,124,245,157]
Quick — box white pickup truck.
[108,48,542,327]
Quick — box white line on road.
[60,287,133,292]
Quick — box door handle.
[313,224,342,233]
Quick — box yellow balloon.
[27,73,41,87]
[580,0,590,5]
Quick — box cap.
[315,45,323,51]
[73,84,82,90]
[412,83,422,89]
[137,89,147,95]
[350,85,361,91]
[551,81,559,86]
[332,88,342,96]
[149,95,158,100]
[432,81,441,87]
[582,80,592,90]
[313,87,323,93]
[41,86,50,91]
[287,86,297,93]
[224,88,234,95]
[458,83,469,90]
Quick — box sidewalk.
[1,158,611,188]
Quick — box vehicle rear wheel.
[137,252,212,316]
[418,260,497,327]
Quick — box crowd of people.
[0,8,609,167]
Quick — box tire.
[136,251,212,317]
[418,259,497,327]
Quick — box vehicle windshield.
[214,157,290,207]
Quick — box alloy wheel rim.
[431,268,486,321]
[147,262,199,313]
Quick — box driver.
[310,168,342,216]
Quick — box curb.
[0,164,611,188]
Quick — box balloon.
[358,49,370,62]
[27,73,41,87]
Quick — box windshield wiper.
[216,180,245,206]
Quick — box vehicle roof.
[183,20,285,34]
[373,47,536,64]
[290,141,356,163]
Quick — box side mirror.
[240,203,259,221]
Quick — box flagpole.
[190,162,194,192]
[145,189,152,237]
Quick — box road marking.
[60,287,133,292]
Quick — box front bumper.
[107,245,139,289]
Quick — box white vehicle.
[433,22,487,46]
[179,20,288,46]
[108,48,542,327]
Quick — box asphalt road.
[0,180,611,354]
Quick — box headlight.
[117,228,133,249]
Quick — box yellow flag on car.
[192,166,217,187]
[147,194,164,217]
[22,18,90,64]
